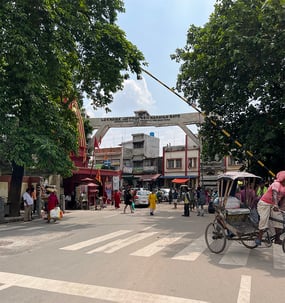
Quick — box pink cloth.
[261,181,285,205]
[276,171,285,182]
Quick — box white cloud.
[84,77,156,118]
[114,78,157,112]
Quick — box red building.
[63,101,121,208]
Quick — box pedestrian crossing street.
[58,227,285,270]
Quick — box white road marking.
[0,271,209,303]
[0,284,12,290]
[219,242,250,266]
[130,233,185,257]
[87,232,158,254]
[0,226,21,232]
[172,235,205,261]
[237,275,251,303]
[18,227,44,231]
[273,244,285,270]
[59,230,131,251]
[103,214,118,218]
[142,225,156,231]
[62,224,78,229]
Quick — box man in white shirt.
[23,188,33,222]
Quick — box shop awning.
[171,178,189,184]
[121,174,134,178]
[81,177,94,182]
[160,175,196,179]
[139,174,161,182]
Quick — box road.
[0,203,284,303]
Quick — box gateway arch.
[89,110,204,145]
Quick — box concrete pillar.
[60,194,65,212]
[0,197,4,223]
[36,184,42,216]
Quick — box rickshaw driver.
[255,171,285,246]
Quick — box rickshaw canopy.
[217,171,261,181]
[217,171,261,208]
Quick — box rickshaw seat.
[226,208,250,215]
[226,208,251,225]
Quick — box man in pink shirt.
[256,171,285,245]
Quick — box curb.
[1,215,41,224]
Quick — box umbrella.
[81,177,94,182]
[87,182,99,187]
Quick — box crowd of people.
[22,185,60,223]
[117,172,285,231]
[167,186,217,217]
[21,171,285,246]
[111,185,217,217]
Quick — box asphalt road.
[0,203,285,303]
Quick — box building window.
[188,157,197,169]
[144,159,154,166]
[123,160,132,167]
[168,159,175,169]
[176,159,182,168]
[133,142,144,149]
[167,158,182,169]
[133,161,143,168]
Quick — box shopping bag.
[50,207,61,219]
[41,209,47,219]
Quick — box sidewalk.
[0,207,111,224]
[0,211,40,224]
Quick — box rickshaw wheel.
[282,238,285,253]
[241,236,258,249]
[205,222,226,254]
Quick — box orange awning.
[171,178,189,184]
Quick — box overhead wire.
[141,67,276,177]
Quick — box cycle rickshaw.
[205,171,285,253]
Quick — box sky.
[84,0,216,151]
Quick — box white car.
[160,188,171,201]
[133,189,151,206]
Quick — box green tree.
[172,0,285,178]
[0,0,145,216]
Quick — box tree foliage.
[172,0,285,178]
[0,0,145,215]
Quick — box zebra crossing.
[130,232,186,257]
[1,218,285,270]
[172,235,206,261]
[59,227,285,269]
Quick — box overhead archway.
[89,110,204,146]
